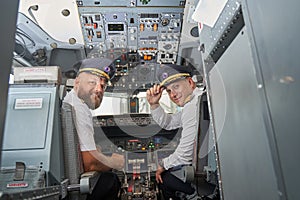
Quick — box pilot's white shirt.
[151,87,202,170]
[63,89,97,151]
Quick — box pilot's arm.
[81,150,124,172]
[71,98,124,172]
[146,84,182,130]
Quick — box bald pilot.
[63,58,124,200]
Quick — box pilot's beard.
[78,91,102,110]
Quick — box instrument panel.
[93,113,180,199]
[93,114,181,173]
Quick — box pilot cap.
[157,64,192,87]
[74,58,115,81]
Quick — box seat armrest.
[79,171,100,194]
[81,171,98,178]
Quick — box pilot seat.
[61,101,100,200]
[0,66,99,200]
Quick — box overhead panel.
[76,0,185,92]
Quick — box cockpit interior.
[1,0,299,200]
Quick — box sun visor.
[192,0,228,27]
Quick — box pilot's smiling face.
[75,72,107,109]
[165,77,194,107]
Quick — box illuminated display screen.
[108,24,124,31]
